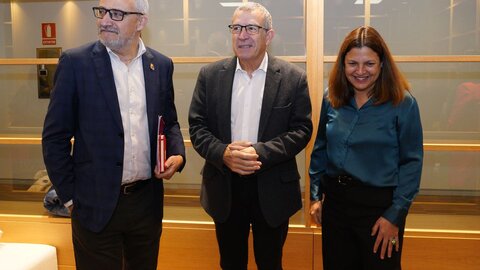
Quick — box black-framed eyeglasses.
[92,7,143,21]
[228,24,269,35]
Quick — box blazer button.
[116,162,123,167]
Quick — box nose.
[356,64,366,74]
[99,14,114,26]
[238,28,249,39]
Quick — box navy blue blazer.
[42,41,185,232]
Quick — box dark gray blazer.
[42,41,185,232]
[189,56,312,227]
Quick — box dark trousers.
[322,175,405,270]
[214,175,289,270]
[72,179,163,270]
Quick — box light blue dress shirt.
[309,90,423,225]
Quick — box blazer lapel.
[258,56,282,140]
[217,58,236,142]
[92,41,123,129]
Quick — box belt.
[325,175,363,187]
[120,179,151,195]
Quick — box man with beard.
[42,0,185,269]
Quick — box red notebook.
[157,116,166,173]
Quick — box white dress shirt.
[108,39,151,184]
[231,53,268,143]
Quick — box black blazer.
[42,41,185,232]
[189,56,312,227]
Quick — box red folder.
[157,116,166,173]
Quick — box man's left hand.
[154,155,184,180]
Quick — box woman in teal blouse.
[309,26,423,270]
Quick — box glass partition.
[371,0,479,55]
[325,0,480,56]
[140,0,305,57]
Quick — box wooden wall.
[0,215,479,269]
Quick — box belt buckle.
[122,182,136,195]
[337,175,348,186]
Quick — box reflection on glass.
[324,0,364,55]
[399,63,480,139]
[371,0,480,55]
[0,66,49,134]
[422,151,479,196]
[149,0,305,57]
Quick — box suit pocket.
[272,102,292,110]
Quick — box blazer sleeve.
[188,65,229,171]
[163,59,186,171]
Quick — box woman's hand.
[371,216,399,259]
[309,200,322,225]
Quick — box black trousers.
[322,175,405,270]
[214,175,289,270]
[71,179,163,270]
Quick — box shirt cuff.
[63,200,73,208]
[382,204,407,226]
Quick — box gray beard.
[100,37,128,51]
[99,31,137,52]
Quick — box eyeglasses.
[92,7,143,21]
[228,24,268,35]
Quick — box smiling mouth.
[238,45,253,49]
[354,75,369,81]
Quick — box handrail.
[0,137,476,151]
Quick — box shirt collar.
[349,94,376,109]
[106,38,147,62]
[235,52,269,73]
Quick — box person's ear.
[265,29,275,46]
[136,15,148,32]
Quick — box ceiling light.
[354,0,383,4]
[220,2,243,7]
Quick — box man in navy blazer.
[189,3,312,269]
[42,0,185,269]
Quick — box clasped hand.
[223,141,262,175]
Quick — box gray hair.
[135,0,149,15]
[234,2,273,30]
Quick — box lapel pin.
[150,63,155,71]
